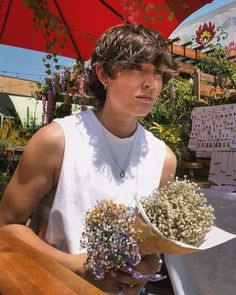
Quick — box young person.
[0,23,177,295]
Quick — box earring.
[104,85,107,90]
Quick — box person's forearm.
[1,224,86,273]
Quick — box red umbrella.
[0,0,213,60]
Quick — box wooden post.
[170,81,176,124]
[193,68,201,101]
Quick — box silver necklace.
[99,115,138,178]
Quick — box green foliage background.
[140,77,198,162]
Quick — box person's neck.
[95,108,138,138]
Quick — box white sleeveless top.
[44,109,166,254]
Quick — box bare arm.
[0,122,63,226]
[0,123,85,272]
[159,145,177,188]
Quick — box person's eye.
[154,69,163,76]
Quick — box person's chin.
[135,105,152,117]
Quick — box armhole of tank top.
[53,117,78,144]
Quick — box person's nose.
[142,73,161,89]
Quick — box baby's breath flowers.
[81,179,216,280]
[80,200,141,280]
[140,177,215,245]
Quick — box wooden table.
[0,228,106,295]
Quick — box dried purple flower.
[37,60,91,123]
[81,200,141,280]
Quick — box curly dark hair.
[89,23,174,109]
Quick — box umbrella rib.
[0,0,12,38]
[53,0,82,60]
[99,0,125,20]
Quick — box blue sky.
[0,0,235,82]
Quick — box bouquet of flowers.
[81,200,141,280]
[135,177,214,255]
[81,178,235,280]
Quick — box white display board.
[188,104,236,188]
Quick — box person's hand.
[76,253,162,294]
[134,254,162,275]
[110,254,162,294]
[82,267,146,294]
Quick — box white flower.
[140,178,215,245]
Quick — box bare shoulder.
[159,145,177,188]
[22,121,65,182]
[26,122,64,153]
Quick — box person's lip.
[136,95,154,102]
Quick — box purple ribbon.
[125,265,167,282]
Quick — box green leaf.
[46,54,52,60]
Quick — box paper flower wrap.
[81,179,236,280]
[135,178,236,255]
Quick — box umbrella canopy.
[0,0,213,60]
